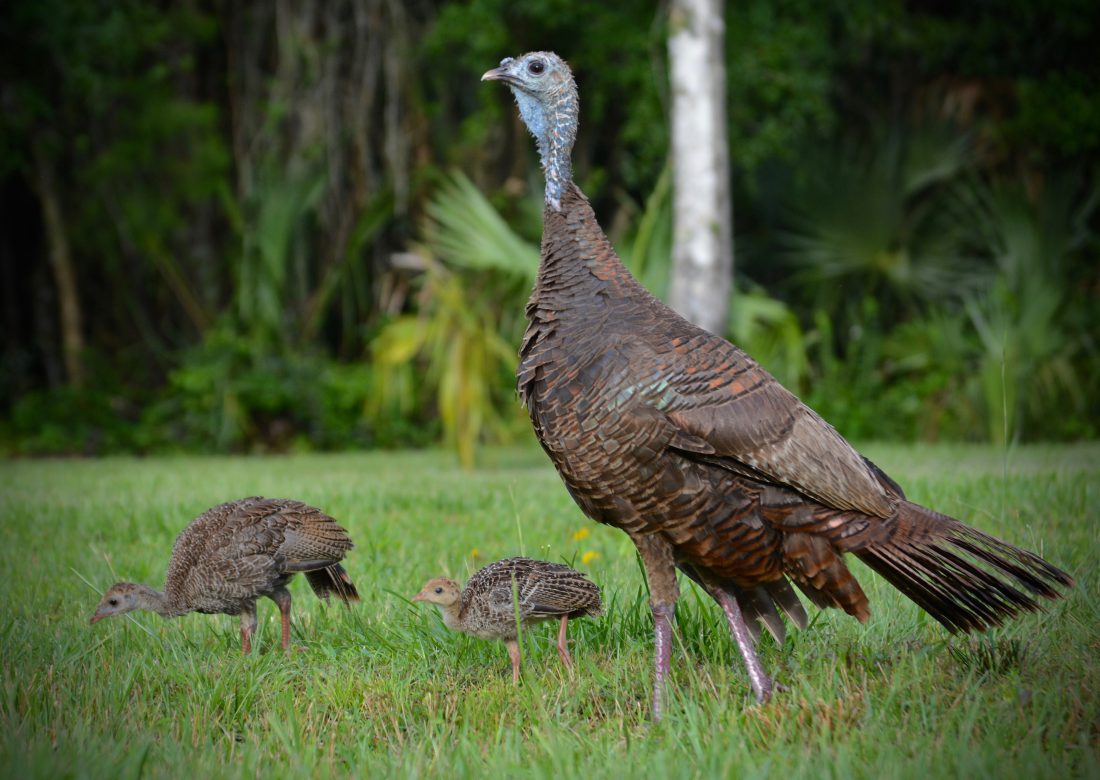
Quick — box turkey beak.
[411,591,427,602]
[89,612,104,625]
[481,66,511,84]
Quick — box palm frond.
[425,172,539,282]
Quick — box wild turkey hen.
[413,557,602,682]
[89,497,359,653]
[482,52,1073,718]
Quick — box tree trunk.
[668,0,733,336]
[32,143,84,388]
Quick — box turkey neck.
[132,583,181,617]
[530,183,647,326]
[436,601,465,633]
[513,75,578,211]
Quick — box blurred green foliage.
[371,173,536,468]
[1,0,1097,460]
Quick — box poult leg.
[714,588,773,703]
[556,615,573,670]
[505,639,522,684]
[271,589,293,651]
[239,605,258,654]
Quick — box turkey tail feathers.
[306,563,361,605]
[855,502,1073,633]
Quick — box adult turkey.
[482,52,1073,719]
[89,497,359,653]
[413,556,602,682]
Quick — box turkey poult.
[412,557,602,683]
[482,52,1073,718]
[89,497,359,653]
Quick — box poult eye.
[108,598,118,606]
[434,586,444,594]
[527,59,546,76]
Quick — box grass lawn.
[1,442,1097,778]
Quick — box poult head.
[89,583,142,624]
[412,577,461,608]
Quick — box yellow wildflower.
[581,550,600,565]
[469,547,480,559]
[572,527,590,542]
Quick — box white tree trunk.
[668,0,733,336]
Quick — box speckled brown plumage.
[485,51,1073,717]
[413,557,602,682]
[89,497,359,652]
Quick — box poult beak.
[89,613,104,625]
[411,592,426,602]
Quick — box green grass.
[1,443,1097,778]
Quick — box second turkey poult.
[89,497,359,653]
[413,557,602,683]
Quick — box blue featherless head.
[482,51,578,211]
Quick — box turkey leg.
[556,615,573,669]
[714,588,773,703]
[651,602,675,721]
[271,588,293,651]
[239,604,258,654]
[633,534,680,721]
[506,639,522,684]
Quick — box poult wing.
[486,577,585,619]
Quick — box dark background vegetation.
[2,0,1098,461]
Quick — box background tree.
[667,0,733,335]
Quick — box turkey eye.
[434,587,443,594]
[528,59,546,75]
[108,598,118,606]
